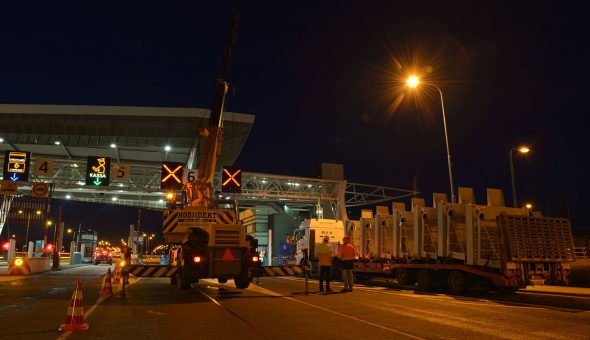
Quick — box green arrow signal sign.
[93,178,102,185]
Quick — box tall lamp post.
[407,75,456,203]
[509,146,530,207]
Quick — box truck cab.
[294,219,345,265]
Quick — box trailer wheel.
[448,270,466,295]
[234,274,250,289]
[499,286,518,294]
[396,268,413,286]
[218,276,228,284]
[417,270,432,291]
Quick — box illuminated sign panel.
[85,156,111,186]
[161,162,184,190]
[221,166,241,193]
[3,151,31,181]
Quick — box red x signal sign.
[221,166,241,193]
[161,162,184,190]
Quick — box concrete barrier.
[8,257,51,275]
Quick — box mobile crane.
[163,11,260,290]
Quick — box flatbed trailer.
[351,187,576,294]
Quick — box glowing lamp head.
[252,256,259,262]
[45,244,53,251]
[165,192,175,200]
[193,256,202,263]
[525,203,533,209]
[406,75,420,88]
[2,242,9,250]
[15,258,24,266]
[518,146,530,154]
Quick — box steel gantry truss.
[2,158,418,214]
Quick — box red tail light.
[193,256,202,263]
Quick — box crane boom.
[189,11,239,208]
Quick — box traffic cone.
[59,278,89,331]
[112,263,121,284]
[100,268,113,297]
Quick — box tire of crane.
[218,276,228,284]
[177,275,191,290]
[234,274,251,289]
[448,270,467,295]
[396,268,412,286]
[417,269,432,291]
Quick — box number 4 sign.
[112,163,130,181]
[33,159,54,177]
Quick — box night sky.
[1,1,588,243]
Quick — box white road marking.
[276,276,590,313]
[243,280,424,339]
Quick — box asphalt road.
[1,268,589,339]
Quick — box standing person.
[316,235,333,293]
[338,236,355,292]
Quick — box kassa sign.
[85,156,110,186]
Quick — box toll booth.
[78,230,97,263]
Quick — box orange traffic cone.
[112,263,121,284]
[59,278,89,331]
[100,268,113,297]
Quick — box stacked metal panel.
[375,206,393,259]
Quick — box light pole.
[509,146,530,207]
[19,209,42,250]
[407,75,456,203]
[66,228,73,252]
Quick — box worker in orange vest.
[316,235,333,293]
[338,236,355,292]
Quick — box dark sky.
[1,1,588,242]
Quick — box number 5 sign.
[183,169,198,184]
[33,159,54,177]
[112,163,130,181]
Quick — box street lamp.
[407,75,456,203]
[509,146,530,207]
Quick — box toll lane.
[65,277,405,340]
[0,264,113,340]
[1,270,589,340]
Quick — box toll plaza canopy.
[0,104,254,166]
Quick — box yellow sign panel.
[112,163,130,181]
[0,180,18,195]
[33,159,55,177]
[31,182,49,197]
